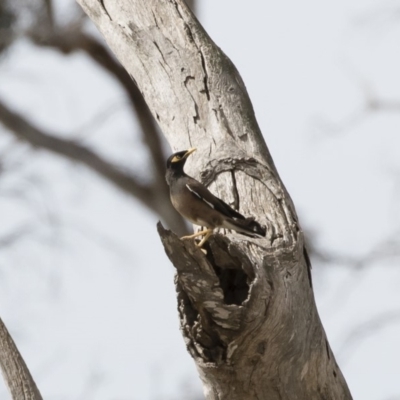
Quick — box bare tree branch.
[0,224,36,249]
[25,8,188,231]
[311,228,400,270]
[29,25,167,194]
[311,77,400,138]
[0,317,42,400]
[338,310,400,362]
[0,99,187,233]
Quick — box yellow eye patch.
[171,155,181,163]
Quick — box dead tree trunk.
[77,1,353,399]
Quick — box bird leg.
[180,228,213,247]
[180,229,210,240]
[196,229,213,247]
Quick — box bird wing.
[185,181,245,220]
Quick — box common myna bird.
[166,148,266,247]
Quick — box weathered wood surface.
[0,318,43,400]
[77,1,353,399]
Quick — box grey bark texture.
[0,318,43,400]
[77,1,353,399]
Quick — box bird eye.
[171,155,181,163]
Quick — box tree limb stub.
[77,0,353,398]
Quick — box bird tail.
[222,217,266,238]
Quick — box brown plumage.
[166,148,265,246]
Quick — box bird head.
[166,148,196,171]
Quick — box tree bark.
[0,317,42,400]
[76,1,353,399]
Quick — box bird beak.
[183,148,197,159]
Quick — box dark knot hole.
[212,265,249,305]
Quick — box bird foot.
[180,229,213,248]
[196,229,213,248]
[180,229,210,240]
